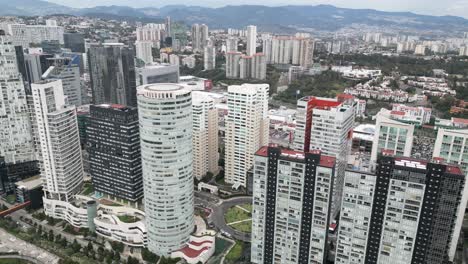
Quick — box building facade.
[137,83,194,256]
[0,32,36,165]
[87,104,143,203]
[246,25,257,56]
[192,92,219,180]
[371,111,415,161]
[203,45,216,70]
[293,96,355,221]
[225,84,269,187]
[88,44,137,106]
[251,146,336,264]
[31,80,84,201]
[336,155,468,264]
[433,128,468,175]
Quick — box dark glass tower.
[88,45,137,107]
[87,104,142,202]
[64,32,85,53]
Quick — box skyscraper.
[137,63,180,85]
[191,24,208,52]
[31,80,84,201]
[246,25,257,56]
[336,154,468,264]
[63,32,85,53]
[371,109,415,162]
[433,128,468,175]
[137,83,194,256]
[203,45,216,70]
[88,44,137,106]
[251,53,267,80]
[135,41,154,64]
[225,84,269,187]
[226,51,242,79]
[42,59,83,106]
[87,104,143,203]
[192,92,219,180]
[293,96,355,221]
[0,31,36,165]
[251,146,336,264]
[226,37,238,52]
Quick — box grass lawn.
[82,183,94,195]
[225,241,243,263]
[230,220,252,233]
[6,194,16,204]
[0,259,33,264]
[117,215,140,223]
[224,204,252,224]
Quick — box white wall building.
[246,25,257,56]
[0,32,35,164]
[31,80,84,201]
[203,45,216,70]
[370,109,415,162]
[225,84,269,187]
[293,96,355,221]
[42,64,83,106]
[226,52,242,79]
[433,129,468,175]
[137,83,194,256]
[135,41,154,64]
[192,92,219,180]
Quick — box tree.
[71,239,81,253]
[141,247,159,262]
[127,256,140,264]
[48,230,54,242]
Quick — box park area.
[224,203,252,233]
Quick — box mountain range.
[1,0,468,33]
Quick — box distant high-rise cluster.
[263,36,314,67]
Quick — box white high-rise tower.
[31,79,84,201]
[225,83,269,187]
[137,83,194,256]
[246,25,257,56]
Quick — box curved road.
[209,196,252,242]
[0,255,44,264]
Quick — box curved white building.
[137,83,194,256]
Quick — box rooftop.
[255,146,336,168]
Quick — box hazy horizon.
[45,0,468,19]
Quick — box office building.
[371,110,415,162]
[226,52,242,78]
[88,44,137,106]
[31,80,84,201]
[24,53,54,85]
[226,37,238,52]
[87,104,143,203]
[137,83,194,256]
[135,41,154,64]
[225,84,269,187]
[293,96,355,220]
[64,32,85,53]
[0,32,36,165]
[137,63,179,85]
[0,157,39,195]
[204,45,216,70]
[246,25,257,56]
[251,146,336,264]
[192,92,219,180]
[0,23,64,47]
[336,154,468,264]
[42,61,83,106]
[191,24,209,52]
[433,128,468,175]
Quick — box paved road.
[209,196,252,242]
[0,227,59,264]
[0,254,46,264]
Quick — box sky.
[47,0,468,18]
